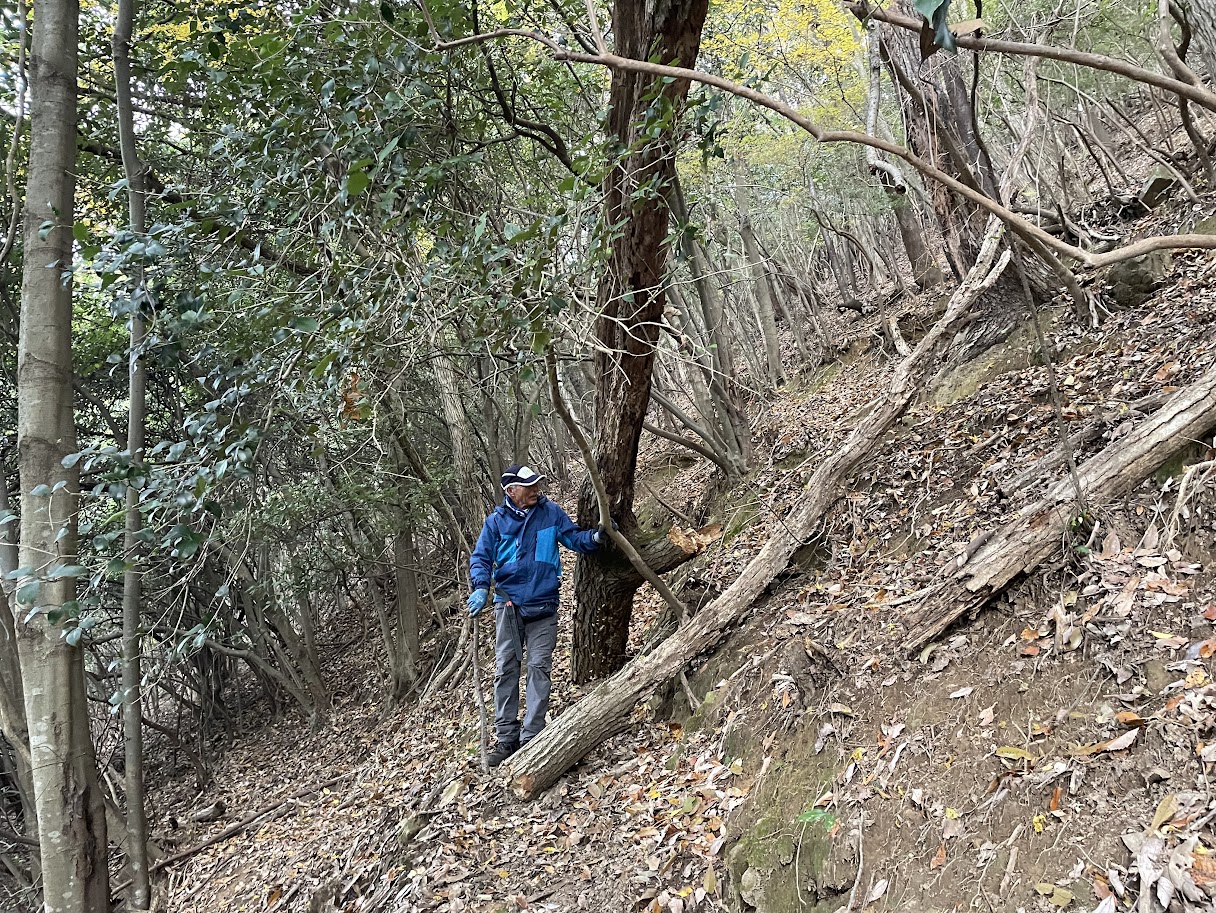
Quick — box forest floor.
[147,180,1216,912]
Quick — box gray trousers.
[493,603,559,745]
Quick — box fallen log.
[999,390,1171,498]
[507,226,1011,799]
[903,362,1216,653]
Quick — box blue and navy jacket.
[469,495,600,614]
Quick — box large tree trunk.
[511,229,1010,797]
[16,0,110,906]
[903,362,1216,652]
[571,0,710,683]
[863,29,945,290]
[878,1,997,276]
[1179,0,1216,77]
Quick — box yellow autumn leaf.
[995,746,1036,762]
[1150,794,1178,833]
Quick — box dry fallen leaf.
[1074,728,1139,756]
[950,687,974,699]
[1154,361,1179,382]
[942,816,964,840]
[995,746,1036,763]
[1149,793,1178,834]
[1049,886,1074,907]
[930,842,947,869]
[1099,528,1121,559]
[1192,853,1216,887]
[864,878,889,905]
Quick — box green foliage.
[914,0,957,55]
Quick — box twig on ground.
[1163,457,1216,548]
[678,671,701,712]
[845,811,865,912]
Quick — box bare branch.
[432,30,1216,270]
[847,1,1216,115]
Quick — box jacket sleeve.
[555,505,600,554]
[469,516,498,589]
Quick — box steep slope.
[144,164,1216,913]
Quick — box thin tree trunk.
[113,0,150,901]
[16,0,109,906]
[433,352,482,541]
[663,282,718,429]
[733,158,783,387]
[864,26,944,289]
[668,177,750,472]
[0,469,38,885]
[391,526,422,697]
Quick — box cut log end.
[667,523,722,555]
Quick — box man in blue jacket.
[468,463,604,766]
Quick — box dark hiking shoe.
[488,741,519,768]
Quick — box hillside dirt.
[141,134,1216,912]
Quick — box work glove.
[593,517,619,545]
[467,588,489,616]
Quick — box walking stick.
[470,614,490,773]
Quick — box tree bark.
[571,0,710,683]
[391,526,422,697]
[1178,0,1216,78]
[113,0,151,900]
[863,26,945,290]
[510,227,1010,797]
[904,361,1216,652]
[879,30,980,275]
[16,0,110,906]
